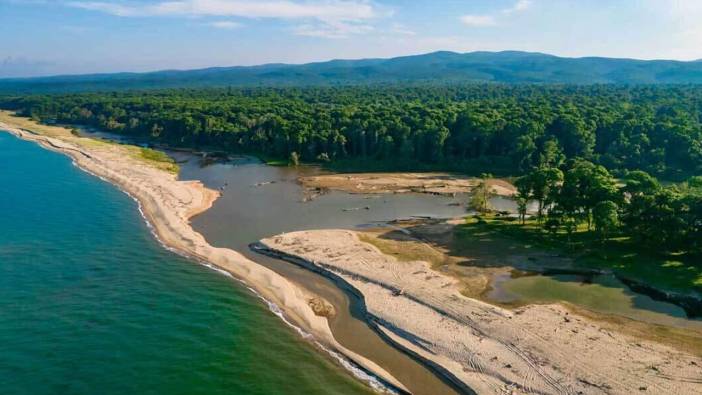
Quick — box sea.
[0,131,373,395]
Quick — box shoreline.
[250,242,476,395]
[259,229,702,395]
[0,119,408,394]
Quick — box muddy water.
[79,127,702,391]
[177,156,471,395]
[80,129,702,390]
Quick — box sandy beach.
[5,111,702,394]
[258,229,702,395]
[0,114,408,394]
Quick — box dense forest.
[510,162,702,255]
[5,51,702,93]
[3,84,702,179]
[2,84,702,255]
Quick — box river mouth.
[176,154,470,395]
[0,131,379,395]
[74,129,702,391]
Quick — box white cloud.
[460,0,531,27]
[66,0,386,38]
[459,15,496,27]
[68,1,137,16]
[389,23,416,36]
[502,0,531,15]
[294,20,373,39]
[209,20,241,29]
[67,0,381,20]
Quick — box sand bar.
[259,229,702,395]
[300,172,516,196]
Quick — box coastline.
[0,117,408,394]
[258,229,702,395]
[7,112,701,394]
[250,242,477,395]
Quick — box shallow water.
[179,156,467,395]
[71,130,702,392]
[180,154,702,341]
[488,272,702,329]
[0,132,374,395]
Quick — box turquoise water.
[0,132,373,395]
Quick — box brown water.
[79,129,702,392]
[176,153,702,393]
[177,155,472,395]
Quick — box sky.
[1,0,702,78]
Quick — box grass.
[137,147,180,174]
[247,152,288,166]
[454,215,702,295]
[0,111,180,174]
[0,110,70,138]
[358,231,449,268]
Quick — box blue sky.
[1,0,701,77]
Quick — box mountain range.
[3,50,702,93]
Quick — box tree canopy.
[3,84,702,179]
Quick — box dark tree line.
[515,162,702,254]
[2,84,702,179]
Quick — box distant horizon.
[3,0,702,78]
[4,49,702,81]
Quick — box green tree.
[623,170,661,196]
[536,137,565,169]
[558,160,618,230]
[593,200,619,240]
[514,175,533,224]
[530,167,563,222]
[687,176,702,189]
[469,174,495,213]
[547,114,595,158]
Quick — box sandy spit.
[0,120,408,394]
[259,229,702,395]
[300,173,516,197]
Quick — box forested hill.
[4,51,702,93]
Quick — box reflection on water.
[76,130,702,390]
[178,154,702,331]
[178,155,470,242]
[178,155,469,395]
[488,272,702,329]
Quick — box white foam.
[65,148,396,394]
[245,284,397,394]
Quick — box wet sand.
[177,156,467,394]
[366,217,702,332]
[260,229,702,394]
[14,113,700,393]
